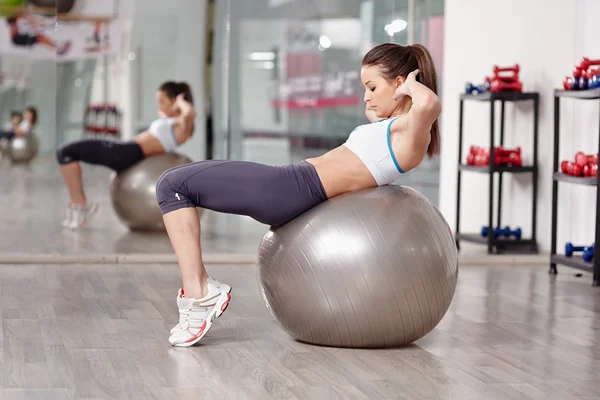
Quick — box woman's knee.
[56,143,77,165]
[156,167,177,198]
[156,166,195,214]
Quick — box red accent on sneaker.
[185,321,207,343]
[221,293,231,311]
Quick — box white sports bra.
[342,118,404,186]
[148,117,179,152]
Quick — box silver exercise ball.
[10,135,39,164]
[109,153,201,231]
[257,185,458,349]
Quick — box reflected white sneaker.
[170,277,231,334]
[61,204,74,228]
[68,202,99,229]
[169,281,231,347]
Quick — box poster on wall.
[0,0,127,61]
[0,14,121,61]
[52,19,121,62]
[272,20,361,110]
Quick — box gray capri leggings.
[156,159,329,227]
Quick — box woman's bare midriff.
[133,133,166,157]
[305,145,378,199]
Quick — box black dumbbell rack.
[550,87,600,286]
[455,91,539,254]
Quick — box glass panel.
[212,0,444,205]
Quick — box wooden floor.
[0,262,598,399]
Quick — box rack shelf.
[550,90,600,286]
[459,164,536,174]
[552,172,598,186]
[550,254,594,274]
[554,88,600,100]
[457,233,538,253]
[461,91,540,102]
[455,91,540,255]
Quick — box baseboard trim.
[0,252,551,266]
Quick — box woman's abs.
[134,133,167,156]
[306,146,378,198]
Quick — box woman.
[0,106,36,140]
[158,43,442,347]
[17,106,37,136]
[56,81,195,230]
[0,111,22,140]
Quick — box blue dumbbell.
[465,82,488,95]
[481,226,490,238]
[481,226,499,238]
[565,242,586,257]
[498,226,522,240]
[465,82,478,95]
[583,244,595,262]
[589,75,600,89]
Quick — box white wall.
[439,0,600,252]
[129,0,207,161]
[89,0,207,161]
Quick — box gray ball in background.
[109,153,202,231]
[10,135,39,164]
[257,185,458,349]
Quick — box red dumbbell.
[493,64,520,76]
[495,154,522,166]
[490,79,523,93]
[494,76,519,83]
[584,164,599,177]
[563,161,583,176]
[509,153,522,165]
[469,145,482,155]
[579,57,600,71]
[470,145,491,157]
[584,68,600,80]
[575,151,599,167]
[473,154,489,166]
[495,146,521,158]
[564,76,575,90]
[568,162,583,176]
[466,153,475,165]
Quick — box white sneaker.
[208,276,232,295]
[68,202,99,230]
[61,204,74,228]
[170,277,231,335]
[169,281,231,347]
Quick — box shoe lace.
[178,306,210,329]
[178,307,191,328]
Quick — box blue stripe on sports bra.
[386,118,404,174]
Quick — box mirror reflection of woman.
[55,81,195,230]
[0,106,37,140]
